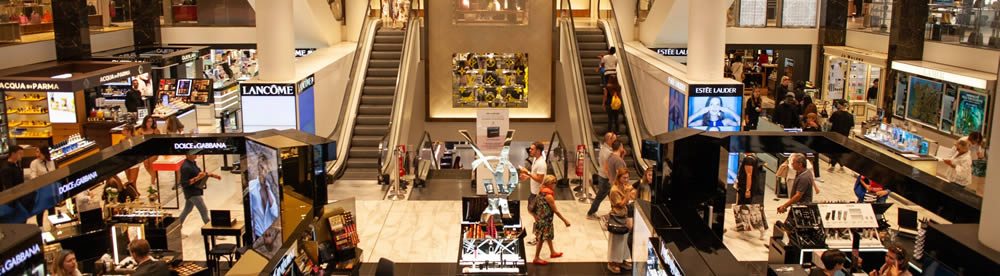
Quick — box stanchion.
[387,146,406,200]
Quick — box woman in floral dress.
[531,175,571,265]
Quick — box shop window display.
[847,0,891,33]
[727,0,817,28]
[927,0,1000,49]
[452,52,528,108]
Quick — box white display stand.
[475,109,509,195]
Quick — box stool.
[207,243,237,275]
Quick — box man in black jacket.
[772,95,801,128]
[129,239,170,276]
[828,100,855,173]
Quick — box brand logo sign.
[241,83,295,96]
[668,77,687,93]
[0,243,40,275]
[651,48,688,56]
[295,48,317,57]
[0,81,61,91]
[298,75,315,91]
[689,84,743,97]
[58,171,98,196]
[174,142,230,150]
[99,70,132,83]
[181,52,198,62]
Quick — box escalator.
[574,27,641,180]
[340,28,404,180]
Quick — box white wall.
[638,0,687,46]
[294,0,344,48]
[345,0,368,41]
[162,27,258,45]
[613,0,636,41]
[923,41,1000,74]
[0,29,135,70]
[845,30,889,53]
[628,51,672,135]
[300,43,356,137]
[725,27,819,45]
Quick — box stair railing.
[558,0,602,178]
[378,1,422,180]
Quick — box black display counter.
[921,223,1000,275]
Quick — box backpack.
[610,95,622,110]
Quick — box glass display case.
[457,197,525,275]
[0,0,53,42]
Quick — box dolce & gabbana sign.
[174,142,231,150]
[689,84,743,97]
[241,83,296,96]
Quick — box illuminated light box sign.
[0,81,66,91]
[687,84,744,132]
[241,83,298,132]
[0,226,44,276]
[651,48,688,57]
[57,171,98,196]
[174,142,230,150]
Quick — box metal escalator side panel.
[329,19,382,179]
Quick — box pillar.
[814,0,848,93]
[345,0,368,42]
[52,0,91,61]
[980,72,1000,251]
[255,0,296,81]
[686,0,726,81]
[132,0,162,47]
[883,0,928,114]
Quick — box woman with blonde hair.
[531,175,571,265]
[51,250,81,276]
[607,167,636,273]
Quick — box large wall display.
[668,88,685,131]
[781,0,818,27]
[687,84,743,132]
[47,92,77,123]
[246,140,283,259]
[452,53,528,108]
[906,76,944,127]
[241,83,297,132]
[955,89,988,136]
[739,0,767,26]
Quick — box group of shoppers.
[52,240,170,276]
[810,244,913,276]
[770,77,819,130]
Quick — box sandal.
[532,259,548,265]
[607,263,620,273]
[621,261,633,270]
[550,252,563,258]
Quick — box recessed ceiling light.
[51,73,72,79]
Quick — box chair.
[374,258,395,276]
[207,243,237,275]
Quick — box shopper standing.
[530,175,570,265]
[129,240,171,276]
[607,167,636,273]
[0,145,30,223]
[730,57,745,83]
[588,132,616,219]
[29,146,56,225]
[600,47,618,89]
[943,139,972,186]
[518,142,546,245]
[867,79,880,105]
[736,154,764,205]
[634,167,653,202]
[118,124,141,186]
[800,95,817,117]
[803,113,821,131]
[178,153,220,227]
[776,76,792,100]
[51,250,82,276]
[778,156,814,214]
[137,116,160,186]
[773,95,801,128]
[828,100,855,173]
[744,89,762,130]
[604,75,623,134]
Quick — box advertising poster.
[687,84,743,132]
[906,76,943,127]
[955,89,988,136]
[894,74,909,116]
[452,53,528,108]
[47,92,77,123]
[668,88,685,131]
[940,84,958,133]
[245,140,282,258]
[733,204,768,232]
[132,73,154,97]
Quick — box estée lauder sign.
[240,83,296,96]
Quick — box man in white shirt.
[519,141,547,245]
[587,132,616,219]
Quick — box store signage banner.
[651,48,688,57]
[241,83,296,96]
[0,80,69,91]
[475,109,509,151]
[689,84,743,97]
[0,236,43,275]
[297,74,315,92]
[58,171,98,196]
[143,137,244,155]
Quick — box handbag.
[606,214,630,234]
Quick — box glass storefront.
[727,0,818,28]
[927,0,1000,49]
[847,0,892,34]
[823,47,887,119]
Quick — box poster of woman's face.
[687,96,743,131]
[245,140,282,258]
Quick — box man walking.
[589,140,625,219]
[519,142,547,245]
[587,133,615,219]
[778,156,814,214]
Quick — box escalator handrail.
[546,131,569,180]
[557,2,602,175]
[326,1,375,141]
[597,0,652,173]
[378,4,422,176]
[326,15,381,176]
[415,131,438,170]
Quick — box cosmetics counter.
[457,197,526,275]
[768,203,897,270]
[0,61,151,151]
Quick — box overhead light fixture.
[51,73,72,79]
